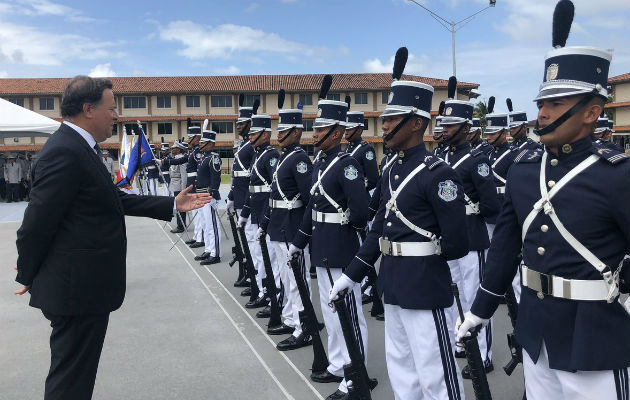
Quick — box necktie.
[94,143,103,158]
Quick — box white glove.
[226,200,235,213]
[329,274,356,302]
[288,244,301,259]
[455,311,488,342]
[238,216,247,227]
[256,227,265,240]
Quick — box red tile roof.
[605,101,630,109]
[609,73,630,84]
[0,73,478,96]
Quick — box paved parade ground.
[1,202,525,400]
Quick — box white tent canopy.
[0,97,60,138]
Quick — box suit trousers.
[42,311,109,400]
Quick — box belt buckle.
[382,239,392,256]
[528,268,552,299]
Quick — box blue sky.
[0,0,628,118]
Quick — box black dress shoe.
[189,242,205,248]
[240,287,251,297]
[462,360,494,379]
[325,390,348,400]
[200,256,220,265]
[310,370,343,383]
[362,293,373,304]
[267,323,294,335]
[245,296,268,309]
[184,239,196,245]
[194,252,210,261]
[234,277,250,287]
[170,227,185,233]
[256,306,271,319]
[276,333,312,351]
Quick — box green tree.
[473,100,488,123]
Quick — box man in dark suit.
[12,76,211,400]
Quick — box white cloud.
[89,63,116,77]
[0,70,8,78]
[1,0,96,22]
[0,22,120,66]
[245,2,259,12]
[159,21,328,61]
[213,65,240,75]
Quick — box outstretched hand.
[175,185,212,212]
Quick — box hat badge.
[487,120,492,126]
[546,63,559,81]
[317,108,322,117]
[445,107,452,116]
[388,91,394,104]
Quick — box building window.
[216,146,233,159]
[124,123,148,135]
[363,118,369,130]
[39,97,54,110]
[123,96,146,109]
[303,119,314,132]
[157,123,173,135]
[186,95,201,108]
[212,121,234,134]
[298,94,313,106]
[326,93,340,101]
[8,98,24,107]
[243,94,260,107]
[211,95,233,108]
[355,93,368,105]
[382,91,389,104]
[156,96,171,108]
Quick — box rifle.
[227,211,248,287]
[366,268,384,317]
[503,287,522,376]
[237,225,259,303]
[324,258,377,399]
[452,283,492,400]
[259,232,283,329]
[282,230,329,374]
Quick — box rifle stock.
[503,287,523,376]
[237,225,259,302]
[227,212,247,284]
[259,234,282,328]
[452,283,492,400]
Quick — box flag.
[116,127,131,186]
[116,124,154,187]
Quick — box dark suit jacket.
[15,123,174,315]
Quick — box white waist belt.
[233,170,251,178]
[187,172,197,177]
[379,238,441,257]
[269,199,303,209]
[249,185,271,193]
[497,186,505,194]
[465,203,480,215]
[312,210,346,224]
[521,265,610,301]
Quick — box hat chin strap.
[383,112,414,143]
[489,130,505,147]
[278,127,294,144]
[535,92,596,136]
[444,123,467,146]
[313,123,338,148]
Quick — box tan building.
[0,73,479,163]
[607,72,630,152]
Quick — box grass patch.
[221,174,231,184]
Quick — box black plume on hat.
[438,101,445,116]
[392,47,408,81]
[238,93,244,107]
[278,89,285,109]
[252,98,260,115]
[447,76,457,99]
[345,95,351,110]
[552,0,574,48]
[319,75,333,99]
[488,96,495,114]
[161,137,164,143]
[187,117,192,128]
[506,98,513,112]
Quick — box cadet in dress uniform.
[259,93,314,348]
[440,77,500,375]
[344,110,379,192]
[289,75,369,400]
[433,113,447,157]
[507,98,541,152]
[458,3,629,399]
[227,97,258,270]
[169,141,189,233]
[181,123,205,247]
[238,114,280,308]
[593,116,624,152]
[330,48,468,400]
[468,118,493,157]
[193,130,222,265]
[145,144,159,195]
[101,150,115,180]
[159,143,172,196]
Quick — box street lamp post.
[408,0,496,78]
